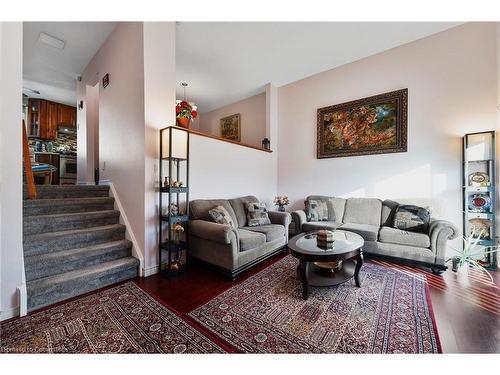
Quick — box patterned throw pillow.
[246,202,271,227]
[305,199,329,222]
[208,205,236,228]
[394,205,431,233]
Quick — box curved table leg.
[354,251,364,287]
[298,259,308,300]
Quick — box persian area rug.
[1,282,226,354]
[189,256,441,353]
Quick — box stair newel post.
[168,127,173,275]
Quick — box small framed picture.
[220,113,241,142]
[102,73,110,88]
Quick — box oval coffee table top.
[289,230,364,257]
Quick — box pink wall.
[278,23,499,246]
[199,92,266,147]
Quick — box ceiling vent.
[38,32,66,50]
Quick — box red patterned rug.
[189,255,441,353]
[1,282,226,353]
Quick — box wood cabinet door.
[46,101,58,140]
[57,104,77,127]
[38,100,50,139]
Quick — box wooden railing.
[22,120,36,199]
[186,128,273,153]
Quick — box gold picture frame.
[220,113,241,142]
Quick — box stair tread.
[24,223,125,241]
[24,197,114,206]
[27,257,139,292]
[24,209,119,220]
[24,239,132,264]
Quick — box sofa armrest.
[268,211,291,227]
[291,210,307,234]
[429,219,459,264]
[189,219,238,245]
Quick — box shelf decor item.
[273,195,290,212]
[463,131,497,269]
[316,229,335,249]
[159,126,190,277]
[317,88,408,159]
[175,83,197,129]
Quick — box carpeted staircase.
[23,185,139,312]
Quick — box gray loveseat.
[189,196,291,278]
[291,196,458,273]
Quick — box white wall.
[0,22,25,320]
[198,92,266,147]
[77,22,146,253]
[190,134,277,206]
[278,23,498,247]
[143,22,176,271]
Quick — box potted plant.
[273,195,290,212]
[447,229,498,282]
[175,100,197,129]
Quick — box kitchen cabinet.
[27,99,77,140]
[57,104,76,127]
[35,153,59,185]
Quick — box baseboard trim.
[0,306,20,321]
[103,181,145,277]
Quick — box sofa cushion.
[302,221,342,232]
[237,229,266,251]
[190,199,238,225]
[379,226,431,248]
[208,205,237,228]
[381,199,399,227]
[394,205,431,233]
[339,223,379,241]
[328,197,347,222]
[229,196,259,227]
[246,202,271,227]
[343,198,382,226]
[244,224,285,242]
[305,199,328,221]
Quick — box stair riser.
[25,246,132,282]
[24,227,126,257]
[24,187,110,200]
[24,202,115,215]
[27,265,138,312]
[24,212,120,235]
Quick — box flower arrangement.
[274,195,290,212]
[176,100,197,122]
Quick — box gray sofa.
[189,195,291,278]
[291,196,458,273]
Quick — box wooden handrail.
[183,128,273,153]
[22,120,36,199]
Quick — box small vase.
[278,205,285,212]
[452,258,459,272]
[176,117,190,129]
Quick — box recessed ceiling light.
[38,32,65,50]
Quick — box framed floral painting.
[317,89,408,158]
[220,113,241,142]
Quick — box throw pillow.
[246,202,271,227]
[394,205,431,233]
[208,205,236,228]
[305,199,329,222]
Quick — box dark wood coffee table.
[288,230,364,300]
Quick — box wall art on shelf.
[220,113,241,142]
[468,193,492,213]
[317,88,408,159]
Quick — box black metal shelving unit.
[462,131,497,269]
[159,126,190,277]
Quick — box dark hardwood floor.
[137,251,500,354]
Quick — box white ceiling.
[23,22,117,105]
[176,22,462,113]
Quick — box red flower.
[176,106,181,114]
[180,101,189,108]
[191,110,198,118]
